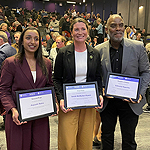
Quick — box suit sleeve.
[0,51,7,68]
[53,50,64,103]
[0,59,16,113]
[138,45,150,96]
[44,58,54,87]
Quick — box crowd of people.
[0,3,150,150]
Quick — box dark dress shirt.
[109,40,123,73]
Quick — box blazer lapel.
[19,57,35,88]
[121,39,131,73]
[103,41,112,72]
[35,63,44,87]
[87,44,94,77]
[66,44,75,79]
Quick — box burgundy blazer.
[0,56,53,113]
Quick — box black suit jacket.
[53,43,102,103]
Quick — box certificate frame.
[63,81,100,109]
[105,72,141,101]
[16,87,57,122]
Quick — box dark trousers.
[145,87,150,108]
[101,98,139,150]
[97,34,104,44]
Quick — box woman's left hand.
[51,103,59,117]
[95,95,103,109]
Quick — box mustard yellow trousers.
[58,108,96,150]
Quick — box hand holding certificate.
[105,73,141,102]
[16,87,57,122]
[63,82,101,110]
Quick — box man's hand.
[103,88,114,99]
[123,94,142,103]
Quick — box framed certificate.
[105,72,141,101]
[16,87,57,122]
[63,81,100,109]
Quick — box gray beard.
[108,31,124,42]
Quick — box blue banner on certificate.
[16,87,57,122]
[63,82,100,109]
[105,72,141,101]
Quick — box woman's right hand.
[60,99,73,113]
[11,108,27,125]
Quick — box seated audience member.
[90,25,97,43]
[28,22,33,27]
[141,28,146,37]
[86,36,92,47]
[46,32,55,54]
[11,31,21,52]
[92,36,98,47]
[0,15,4,25]
[59,14,68,35]
[48,14,59,32]
[46,34,51,41]
[45,23,51,35]
[36,18,42,27]
[104,37,108,42]
[124,27,132,39]
[96,18,103,44]
[62,17,71,37]
[135,32,143,43]
[27,18,33,26]
[14,21,22,32]
[131,25,137,39]
[145,42,150,54]
[22,20,28,30]
[51,32,60,49]
[41,9,48,25]
[42,39,49,58]
[49,35,66,71]
[0,23,11,45]
[33,21,37,27]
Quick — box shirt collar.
[109,38,124,49]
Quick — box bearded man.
[95,14,150,150]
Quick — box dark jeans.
[101,98,139,150]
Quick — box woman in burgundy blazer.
[0,27,54,150]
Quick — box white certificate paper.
[17,89,55,121]
[106,74,140,99]
[65,83,98,108]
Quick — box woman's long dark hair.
[15,27,48,80]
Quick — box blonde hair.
[56,35,66,43]
[0,31,8,42]
[97,18,101,23]
[0,23,8,31]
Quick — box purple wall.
[25,1,33,10]
[45,3,55,12]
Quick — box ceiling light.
[67,1,76,4]
[139,6,143,9]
